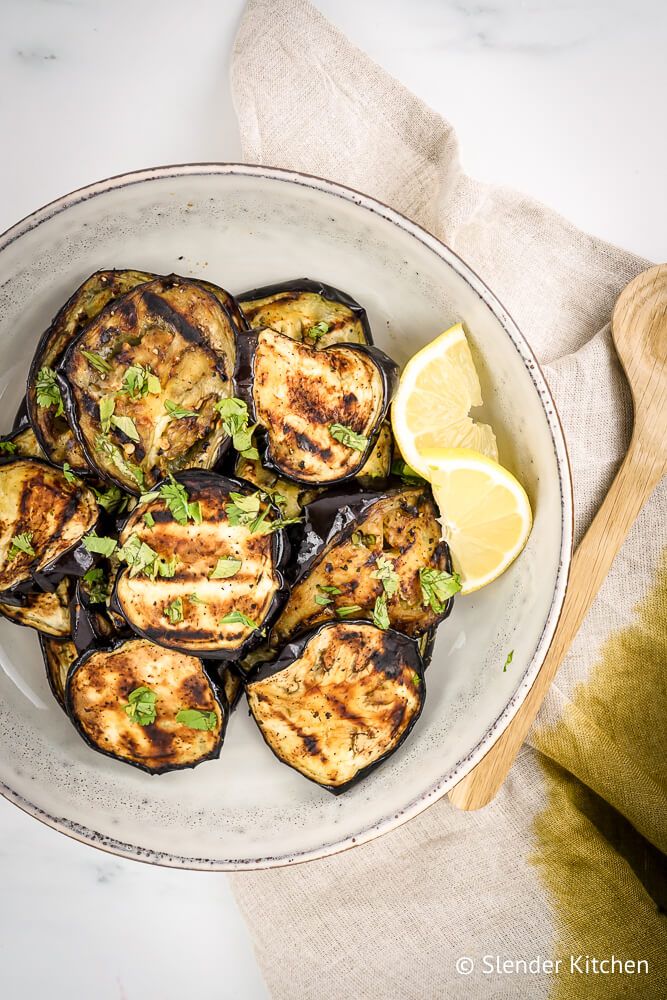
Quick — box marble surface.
[0,1,663,998]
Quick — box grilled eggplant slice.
[0,423,46,461]
[196,278,246,335]
[66,637,225,774]
[27,269,154,471]
[240,329,397,485]
[60,275,237,493]
[234,420,394,519]
[113,472,288,658]
[0,459,98,591]
[41,636,79,710]
[0,577,71,636]
[271,485,454,648]
[239,278,371,347]
[219,664,243,712]
[247,621,424,792]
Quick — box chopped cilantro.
[124,686,156,726]
[82,533,118,558]
[35,367,64,417]
[419,567,462,614]
[175,708,217,731]
[372,555,399,597]
[164,400,198,419]
[83,567,108,604]
[219,610,257,629]
[8,532,35,560]
[163,597,184,624]
[305,321,329,343]
[503,651,514,673]
[335,604,363,618]
[81,350,111,374]
[209,557,242,579]
[159,475,201,525]
[329,423,368,452]
[99,396,115,433]
[120,365,160,400]
[110,414,140,442]
[0,440,18,454]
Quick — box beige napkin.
[229,2,667,997]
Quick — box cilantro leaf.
[120,365,160,400]
[110,414,140,442]
[81,350,111,374]
[91,483,131,515]
[164,400,199,419]
[329,424,368,451]
[305,321,329,343]
[372,594,390,630]
[8,531,35,560]
[335,604,363,618]
[83,566,108,604]
[215,397,259,459]
[82,533,118,557]
[143,511,155,528]
[419,567,462,613]
[35,367,64,417]
[209,557,242,580]
[176,708,217,731]
[117,533,176,580]
[124,686,157,726]
[99,396,115,433]
[159,475,201,525]
[225,491,261,526]
[219,610,257,629]
[61,462,80,485]
[314,583,343,607]
[412,672,421,688]
[503,650,514,673]
[163,597,184,624]
[95,435,146,489]
[372,555,399,597]
[0,440,18,454]
[189,593,206,605]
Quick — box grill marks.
[252,330,387,484]
[27,269,153,470]
[66,638,224,773]
[0,460,98,590]
[273,487,452,645]
[61,276,237,493]
[247,622,424,790]
[0,577,71,636]
[114,473,285,656]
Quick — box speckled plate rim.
[0,162,573,870]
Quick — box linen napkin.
[229,2,667,997]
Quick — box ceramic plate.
[0,165,572,869]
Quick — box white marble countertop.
[0,1,664,997]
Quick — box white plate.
[0,164,572,869]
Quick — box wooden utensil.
[449,263,667,811]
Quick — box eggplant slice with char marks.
[27,269,154,471]
[41,635,79,710]
[238,278,371,347]
[60,275,237,494]
[66,637,225,774]
[246,621,424,792]
[270,484,455,649]
[0,577,71,636]
[0,459,98,591]
[234,420,394,518]
[195,278,246,336]
[113,472,288,658]
[241,328,397,485]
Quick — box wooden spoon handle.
[448,437,663,811]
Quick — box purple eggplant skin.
[234,331,399,488]
[40,634,79,712]
[110,472,291,661]
[65,635,228,776]
[70,579,125,654]
[236,277,373,345]
[245,619,426,795]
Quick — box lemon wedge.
[391,323,497,478]
[422,448,532,594]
